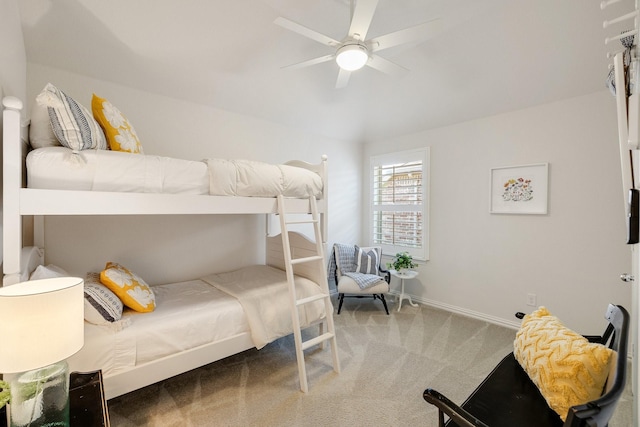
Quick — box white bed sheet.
[67,279,249,376]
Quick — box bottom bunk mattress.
[68,278,249,376]
[67,265,326,377]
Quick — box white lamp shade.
[335,44,369,71]
[0,277,84,373]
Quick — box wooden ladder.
[277,194,340,392]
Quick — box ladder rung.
[285,219,318,225]
[296,293,330,306]
[291,255,323,265]
[302,332,335,351]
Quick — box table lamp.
[0,277,84,427]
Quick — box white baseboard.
[388,291,521,330]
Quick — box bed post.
[320,154,328,244]
[2,96,24,286]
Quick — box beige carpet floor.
[108,297,633,426]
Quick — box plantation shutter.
[370,149,429,260]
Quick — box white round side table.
[389,269,418,311]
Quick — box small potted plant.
[388,252,418,272]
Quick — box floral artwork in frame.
[490,163,548,214]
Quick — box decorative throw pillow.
[100,262,155,313]
[84,272,124,324]
[35,83,107,151]
[29,264,69,280]
[29,100,60,149]
[513,307,613,421]
[354,246,379,274]
[91,94,144,154]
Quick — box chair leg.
[379,294,390,315]
[337,293,345,314]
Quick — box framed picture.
[490,163,548,214]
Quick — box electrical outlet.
[526,293,537,307]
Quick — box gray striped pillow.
[84,272,123,324]
[355,246,379,275]
[36,83,107,151]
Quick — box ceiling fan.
[274,0,442,88]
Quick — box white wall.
[25,63,361,285]
[365,91,632,333]
[0,0,26,104]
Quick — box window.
[370,148,429,260]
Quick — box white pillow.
[30,264,69,280]
[35,83,107,151]
[28,265,124,326]
[29,100,60,149]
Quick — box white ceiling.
[17,0,620,142]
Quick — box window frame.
[368,148,430,261]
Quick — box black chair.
[423,304,629,427]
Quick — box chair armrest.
[378,265,390,283]
[582,335,604,344]
[423,389,490,427]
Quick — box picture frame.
[490,163,548,214]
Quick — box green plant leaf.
[389,251,418,270]
[0,380,10,408]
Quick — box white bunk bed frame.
[603,1,640,425]
[2,95,328,286]
[1,95,337,399]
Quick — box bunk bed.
[1,94,339,398]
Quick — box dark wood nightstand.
[70,370,110,427]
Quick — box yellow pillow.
[513,307,613,421]
[91,94,144,154]
[100,262,155,312]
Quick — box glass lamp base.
[8,361,70,427]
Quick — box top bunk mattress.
[26,147,323,198]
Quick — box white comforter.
[27,148,324,198]
[202,265,326,349]
[205,158,323,198]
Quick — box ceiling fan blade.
[368,18,443,53]
[274,17,340,47]
[281,54,334,70]
[348,0,379,41]
[335,68,351,88]
[366,54,408,76]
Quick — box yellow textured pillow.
[91,94,144,154]
[513,307,613,421]
[100,262,155,312]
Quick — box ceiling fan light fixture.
[335,44,369,71]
